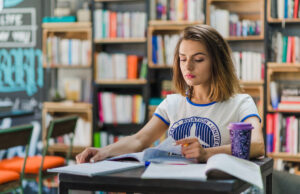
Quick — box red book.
[184,0,188,20]
[127,55,138,79]
[286,37,292,63]
[109,12,117,38]
[111,93,117,125]
[98,92,104,122]
[294,0,299,18]
[266,114,274,152]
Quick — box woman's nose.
[186,59,194,70]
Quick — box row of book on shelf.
[270,81,300,110]
[93,130,167,148]
[46,115,92,147]
[152,34,180,66]
[210,6,261,38]
[232,51,264,82]
[46,37,91,66]
[98,92,146,124]
[96,53,147,80]
[149,0,205,21]
[267,113,300,154]
[94,9,146,39]
[58,76,91,102]
[272,32,300,63]
[271,0,300,19]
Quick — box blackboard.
[0,0,44,124]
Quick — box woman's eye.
[195,59,204,62]
[180,59,186,62]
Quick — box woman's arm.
[76,116,169,163]
[176,116,265,162]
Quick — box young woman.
[76,25,265,164]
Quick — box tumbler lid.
[227,122,254,130]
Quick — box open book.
[141,153,264,190]
[109,136,195,164]
[48,161,143,177]
[48,137,192,176]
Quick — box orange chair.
[0,116,78,194]
[0,124,33,194]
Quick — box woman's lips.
[186,74,195,79]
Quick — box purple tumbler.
[228,122,253,160]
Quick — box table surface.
[59,157,273,194]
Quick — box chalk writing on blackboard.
[0,48,43,96]
[4,0,24,8]
[0,8,37,47]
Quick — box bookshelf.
[42,22,92,68]
[42,102,92,155]
[92,0,149,142]
[206,0,265,123]
[266,0,300,172]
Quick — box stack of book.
[232,51,264,81]
[152,34,180,66]
[46,37,91,66]
[96,53,147,80]
[149,0,205,21]
[271,0,300,19]
[266,113,300,154]
[98,92,145,124]
[271,32,300,63]
[94,10,146,39]
[210,6,261,38]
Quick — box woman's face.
[179,39,212,87]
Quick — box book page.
[48,161,143,177]
[108,151,144,162]
[155,136,182,154]
[141,163,207,180]
[205,154,263,189]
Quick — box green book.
[139,58,148,79]
[94,132,100,147]
[282,36,288,63]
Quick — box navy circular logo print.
[169,117,221,148]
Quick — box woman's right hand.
[76,147,109,164]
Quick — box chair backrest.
[0,125,33,150]
[47,116,78,140]
[43,116,78,165]
[0,124,33,192]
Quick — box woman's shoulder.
[224,93,252,104]
[163,94,186,104]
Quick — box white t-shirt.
[154,94,261,148]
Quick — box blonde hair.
[173,24,241,102]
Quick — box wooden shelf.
[94,38,146,44]
[95,79,147,85]
[268,63,300,69]
[43,102,92,113]
[225,35,264,41]
[268,153,300,162]
[42,22,91,30]
[42,102,92,137]
[48,144,86,155]
[149,20,203,27]
[267,108,300,113]
[43,65,91,68]
[268,18,300,23]
[149,64,173,69]
[240,80,264,86]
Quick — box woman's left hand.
[176,137,208,163]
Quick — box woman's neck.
[190,85,212,104]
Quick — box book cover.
[142,153,263,190]
[48,161,143,177]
